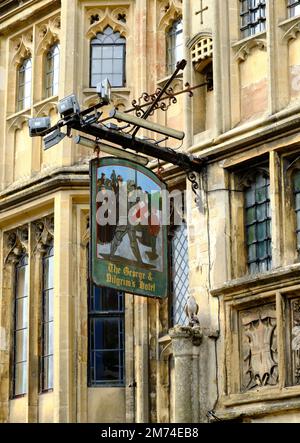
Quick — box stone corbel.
[158,0,182,31]
[234,38,267,63]
[35,102,58,117]
[86,7,128,39]
[4,226,29,265]
[8,114,29,132]
[282,20,300,42]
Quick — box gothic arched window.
[90,26,126,88]
[13,254,29,397]
[166,19,183,75]
[45,44,60,98]
[17,58,32,111]
[41,244,54,392]
[245,171,272,274]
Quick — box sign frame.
[90,157,169,299]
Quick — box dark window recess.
[245,171,272,274]
[90,26,126,88]
[45,44,60,98]
[13,255,29,397]
[240,0,266,39]
[17,58,32,111]
[87,247,125,386]
[287,0,300,17]
[41,244,54,392]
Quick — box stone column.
[53,192,74,423]
[169,326,202,423]
[59,0,79,166]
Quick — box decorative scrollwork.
[187,171,202,207]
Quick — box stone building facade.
[1,0,300,424]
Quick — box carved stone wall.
[240,304,278,392]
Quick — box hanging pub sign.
[90,157,168,298]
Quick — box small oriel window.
[245,171,272,274]
[166,19,183,75]
[90,26,126,88]
[13,255,29,397]
[17,58,32,111]
[287,0,300,17]
[240,0,266,39]
[45,44,60,98]
[41,244,54,392]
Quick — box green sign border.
[90,157,168,299]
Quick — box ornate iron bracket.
[187,171,202,206]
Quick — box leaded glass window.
[90,26,126,88]
[240,0,266,39]
[41,244,54,392]
[13,255,29,397]
[88,270,125,386]
[287,0,300,17]
[245,172,272,274]
[166,19,183,75]
[171,222,189,325]
[45,44,60,98]
[17,58,32,111]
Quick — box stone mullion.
[266,0,289,114]
[27,225,39,423]
[134,296,149,423]
[125,293,135,423]
[53,192,73,423]
[270,151,283,269]
[182,0,192,149]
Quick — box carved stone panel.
[239,304,278,392]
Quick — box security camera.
[96,78,111,104]
[28,117,51,137]
[57,94,80,117]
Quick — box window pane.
[92,46,102,59]
[113,46,123,58]
[102,46,113,58]
[44,255,54,290]
[16,297,28,330]
[92,318,120,350]
[245,171,271,274]
[111,74,122,86]
[14,362,27,396]
[94,350,121,381]
[102,59,113,74]
[42,355,53,390]
[15,329,27,363]
[91,286,123,312]
[171,223,189,325]
[112,59,123,75]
